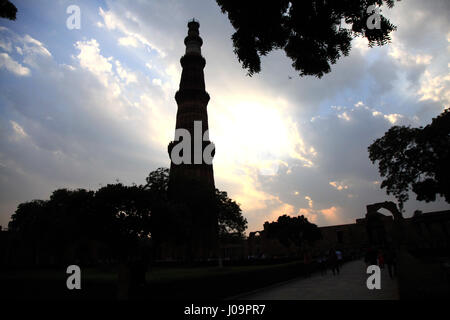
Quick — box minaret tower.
[167,19,217,260]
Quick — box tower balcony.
[175,89,210,105]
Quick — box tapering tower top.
[185,18,203,55]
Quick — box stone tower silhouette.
[167,19,218,260]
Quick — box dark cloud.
[254,104,449,228]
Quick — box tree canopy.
[368,109,450,209]
[216,0,398,77]
[8,186,152,262]
[263,214,322,252]
[143,167,248,239]
[0,1,17,20]
[216,189,247,238]
[7,167,247,263]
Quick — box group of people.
[315,248,343,276]
[364,247,396,278]
[303,246,398,279]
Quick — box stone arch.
[366,201,403,221]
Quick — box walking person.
[364,247,371,267]
[303,250,312,277]
[317,252,327,276]
[366,247,377,266]
[328,249,339,275]
[335,249,343,269]
[385,248,396,278]
[321,252,328,275]
[377,250,385,269]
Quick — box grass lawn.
[146,261,302,283]
[0,260,306,299]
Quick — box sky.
[0,0,449,233]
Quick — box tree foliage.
[216,189,248,238]
[143,167,248,239]
[7,167,247,262]
[94,184,153,246]
[0,0,17,20]
[8,186,152,262]
[143,167,169,197]
[216,0,398,77]
[263,214,322,251]
[368,109,450,209]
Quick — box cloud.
[0,27,53,73]
[115,60,137,85]
[388,44,433,67]
[0,27,177,228]
[319,206,341,224]
[74,39,114,87]
[418,71,450,107]
[118,36,140,48]
[383,113,404,124]
[0,38,12,52]
[0,52,30,76]
[98,7,166,57]
[10,121,28,139]
[250,101,449,230]
[329,181,349,191]
[152,78,162,86]
[0,0,449,232]
[21,35,51,57]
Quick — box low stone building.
[405,210,450,255]
[247,207,450,260]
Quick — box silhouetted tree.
[8,200,50,263]
[8,186,155,263]
[8,189,96,264]
[47,189,96,259]
[8,167,246,264]
[216,189,248,238]
[216,0,398,77]
[94,183,153,258]
[0,0,17,20]
[8,200,48,236]
[264,214,322,254]
[368,109,450,209]
[142,167,197,250]
[143,167,247,238]
[143,167,169,197]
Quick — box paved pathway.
[239,260,399,300]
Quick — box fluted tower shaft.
[167,20,217,260]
